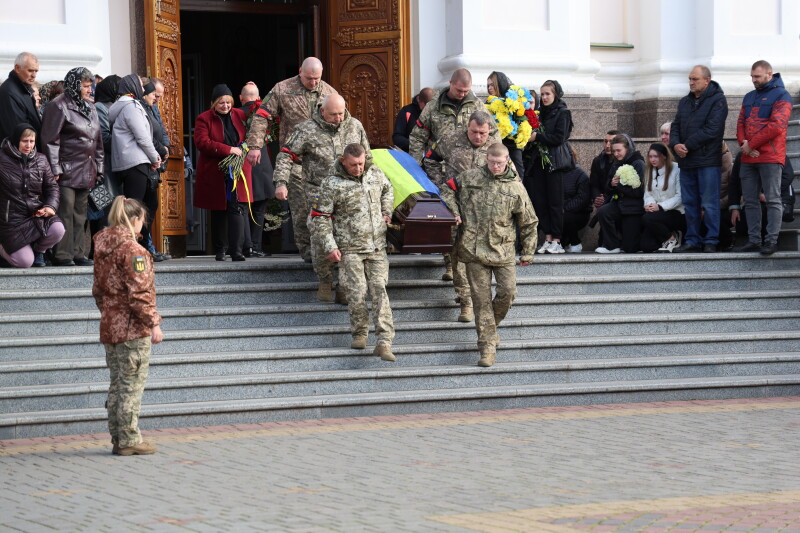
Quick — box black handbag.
[88,180,114,211]
[549,142,576,173]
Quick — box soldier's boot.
[118,441,157,456]
[458,305,474,323]
[335,286,347,305]
[351,336,367,350]
[477,352,495,368]
[441,264,454,281]
[111,439,120,455]
[317,281,334,302]
[374,342,396,362]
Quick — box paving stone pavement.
[1,397,800,533]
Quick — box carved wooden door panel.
[144,0,186,254]
[327,0,410,148]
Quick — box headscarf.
[117,73,144,99]
[10,123,36,161]
[38,80,62,108]
[142,82,156,97]
[64,67,93,119]
[489,71,513,98]
[94,74,121,105]
[539,79,568,122]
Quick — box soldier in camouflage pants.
[104,337,151,449]
[425,111,500,323]
[312,144,396,361]
[274,95,371,301]
[245,57,338,260]
[440,143,538,368]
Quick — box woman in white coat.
[640,143,685,252]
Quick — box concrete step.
[4,330,799,387]
[2,290,798,337]
[4,352,799,414]
[3,373,799,439]
[2,309,799,361]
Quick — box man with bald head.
[273,93,371,302]
[409,68,491,164]
[245,57,337,261]
[0,51,42,142]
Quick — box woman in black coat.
[524,79,573,254]
[0,124,65,267]
[595,134,645,253]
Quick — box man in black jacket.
[392,88,434,152]
[0,52,42,143]
[669,65,728,253]
[589,130,620,209]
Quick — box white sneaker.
[595,247,621,254]
[658,238,678,253]
[547,242,565,254]
[566,243,583,253]
[537,241,553,254]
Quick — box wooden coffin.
[387,192,456,254]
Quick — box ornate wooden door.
[327,0,411,148]
[144,0,186,255]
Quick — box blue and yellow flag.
[372,149,440,209]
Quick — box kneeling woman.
[93,196,163,455]
[0,124,65,267]
[640,143,685,252]
[595,134,645,253]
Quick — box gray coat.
[108,95,159,172]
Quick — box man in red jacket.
[735,60,793,255]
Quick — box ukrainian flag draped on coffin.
[371,149,441,209]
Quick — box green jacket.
[408,87,488,164]
[273,108,371,188]
[440,164,538,265]
[312,159,394,255]
[423,128,499,186]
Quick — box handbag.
[548,141,576,173]
[88,180,114,211]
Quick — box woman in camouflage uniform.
[92,196,163,455]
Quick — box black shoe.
[0,256,10,268]
[52,258,76,266]
[732,242,761,253]
[74,257,94,266]
[760,242,778,255]
[703,243,717,253]
[242,247,253,258]
[250,250,270,258]
[151,250,172,262]
[215,253,226,261]
[231,253,246,262]
[32,252,46,267]
[675,243,702,253]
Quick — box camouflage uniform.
[92,225,161,448]
[312,160,395,344]
[425,129,500,309]
[439,164,538,357]
[408,87,490,164]
[245,76,337,260]
[274,108,371,283]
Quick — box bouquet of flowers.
[263,198,289,232]
[218,143,257,222]
[616,164,641,188]
[486,85,535,149]
[523,107,551,170]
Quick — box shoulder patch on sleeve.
[133,256,146,273]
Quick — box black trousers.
[525,166,564,240]
[640,209,685,252]
[562,211,590,246]
[211,201,244,256]
[597,201,641,252]
[117,163,157,247]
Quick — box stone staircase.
[1,253,799,439]
[783,101,800,244]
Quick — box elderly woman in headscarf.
[40,66,104,266]
[38,80,64,116]
[525,79,574,255]
[0,124,65,267]
[487,71,529,177]
[108,73,162,259]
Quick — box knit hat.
[649,143,669,158]
[211,84,232,102]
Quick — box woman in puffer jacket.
[0,123,65,267]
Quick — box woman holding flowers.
[193,84,253,261]
[640,143,684,253]
[487,71,529,176]
[526,80,573,254]
[595,134,645,253]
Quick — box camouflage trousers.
[287,163,311,260]
[104,336,151,448]
[465,262,517,355]
[306,183,335,283]
[339,250,394,343]
[445,226,471,306]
